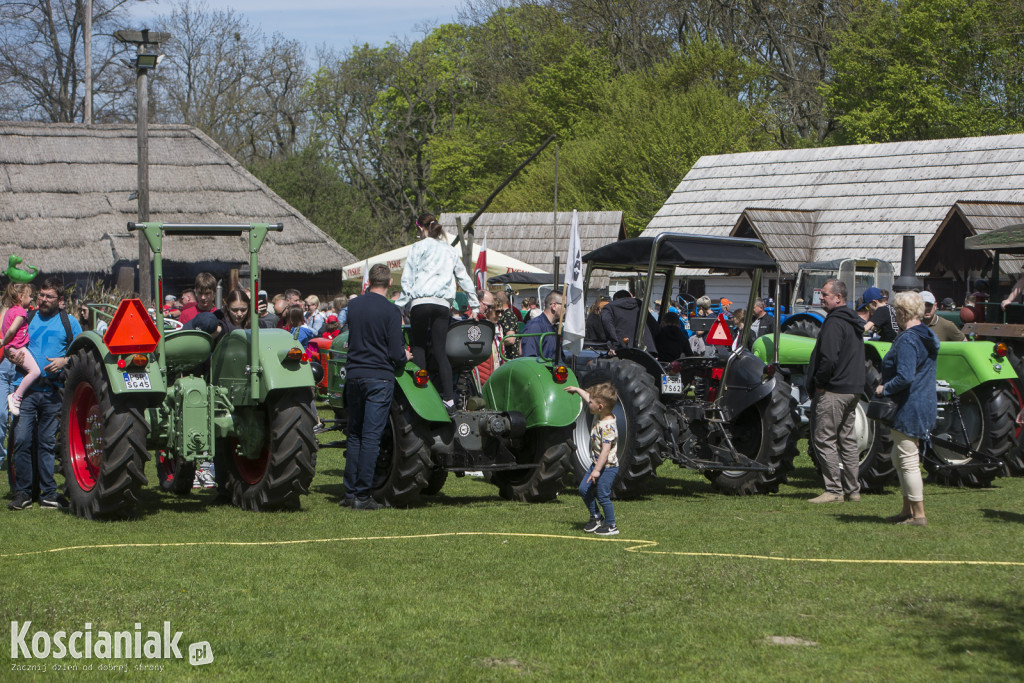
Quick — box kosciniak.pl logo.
[10,621,213,666]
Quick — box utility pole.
[114,29,169,304]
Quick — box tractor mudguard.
[394,368,449,423]
[611,347,663,384]
[752,333,818,365]
[210,328,315,406]
[67,332,167,405]
[718,349,776,422]
[482,356,582,429]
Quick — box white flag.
[360,259,369,294]
[562,209,585,355]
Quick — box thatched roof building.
[437,211,626,292]
[0,122,355,297]
[644,135,1024,286]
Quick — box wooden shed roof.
[437,211,625,289]
[0,122,356,276]
[645,134,1024,272]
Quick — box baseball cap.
[720,298,732,306]
[920,291,936,305]
[941,297,955,308]
[862,286,884,304]
[164,294,177,303]
[855,296,868,312]
[327,314,339,323]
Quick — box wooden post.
[136,49,151,305]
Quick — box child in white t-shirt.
[565,382,620,536]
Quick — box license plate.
[123,372,151,390]
[661,374,682,394]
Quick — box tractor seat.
[163,329,213,371]
[446,319,495,373]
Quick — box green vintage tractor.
[325,318,581,506]
[61,223,318,519]
[754,333,1016,489]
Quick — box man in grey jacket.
[806,279,866,504]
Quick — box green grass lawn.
[3,431,1024,681]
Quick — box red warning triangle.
[706,313,734,346]
[103,299,161,354]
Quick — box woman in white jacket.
[396,213,479,414]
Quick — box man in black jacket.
[343,263,411,510]
[806,279,866,504]
[600,290,657,355]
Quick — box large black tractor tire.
[421,467,448,496]
[572,358,666,498]
[370,397,431,507]
[925,384,1013,488]
[492,426,571,502]
[811,362,897,492]
[62,349,150,520]
[780,317,821,339]
[224,388,318,511]
[706,378,796,495]
[998,351,1024,476]
[156,453,196,495]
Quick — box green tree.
[823,0,1024,144]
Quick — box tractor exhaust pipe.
[892,235,923,292]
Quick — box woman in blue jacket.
[396,213,479,414]
[875,291,939,526]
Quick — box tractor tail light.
[553,365,569,384]
[131,354,148,368]
[116,357,127,369]
[669,360,682,375]
[762,364,777,382]
[301,353,310,363]
[285,347,303,362]
[414,369,430,388]
[994,343,1009,358]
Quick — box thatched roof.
[645,134,1024,273]
[0,122,355,276]
[437,211,626,289]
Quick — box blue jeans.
[11,390,61,500]
[579,465,618,525]
[344,378,395,500]
[0,358,16,468]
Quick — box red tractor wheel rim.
[69,383,102,491]
[232,438,270,485]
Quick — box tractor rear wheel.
[156,453,196,495]
[780,317,821,338]
[421,467,448,495]
[62,349,150,519]
[572,358,666,498]
[371,397,430,506]
[223,389,317,511]
[925,384,1012,488]
[492,426,571,502]
[707,378,796,495]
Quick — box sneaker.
[192,472,203,489]
[808,492,844,504]
[8,393,20,418]
[339,497,354,508]
[313,423,329,435]
[352,497,383,511]
[846,492,861,502]
[197,466,216,488]
[595,523,619,536]
[583,517,603,533]
[896,516,928,527]
[885,513,912,524]
[39,494,68,510]
[7,491,31,510]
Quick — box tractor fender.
[394,369,450,423]
[718,349,776,422]
[930,340,1019,396]
[611,347,663,385]
[483,357,583,429]
[210,328,315,406]
[67,331,167,405]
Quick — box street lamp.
[114,29,169,305]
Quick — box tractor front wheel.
[223,389,318,511]
[492,427,571,502]
[62,349,150,519]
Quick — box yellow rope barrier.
[2,531,1022,567]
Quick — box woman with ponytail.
[396,213,479,415]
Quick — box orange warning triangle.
[103,299,161,354]
[706,313,734,346]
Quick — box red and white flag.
[473,230,488,291]
[360,259,369,294]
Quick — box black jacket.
[655,324,688,360]
[806,306,866,395]
[600,298,657,353]
[585,312,607,342]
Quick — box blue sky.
[128,0,468,53]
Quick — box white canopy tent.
[342,234,544,283]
